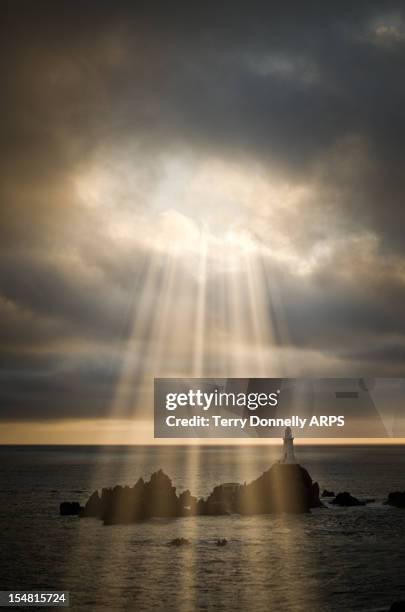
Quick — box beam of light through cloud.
[3,1,405,445]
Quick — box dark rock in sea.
[197,495,232,516]
[389,602,405,611]
[80,490,101,517]
[216,538,227,546]
[169,538,191,547]
[235,464,323,514]
[178,489,198,516]
[197,481,240,516]
[331,492,365,507]
[60,502,82,516]
[80,470,197,525]
[321,489,335,498]
[78,462,323,524]
[385,491,405,508]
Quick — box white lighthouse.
[280,426,297,464]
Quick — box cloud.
[1,0,405,422]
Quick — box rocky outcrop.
[197,482,239,516]
[169,538,191,547]
[75,462,323,524]
[80,470,197,525]
[322,489,335,498]
[60,502,82,516]
[234,464,322,514]
[216,539,227,546]
[385,491,405,508]
[331,492,365,507]
[80,491,101,517]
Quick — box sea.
[1,444,405,611]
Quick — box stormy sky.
[1,1,405,441]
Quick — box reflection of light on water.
[72,224,293,608]
[67,152,321,609]
[6,445,405,610]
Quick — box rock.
[197,483,240,516]
[79,461,324,524]
[80,490,101,517]
[312,481,321,505]
[331,492,365,507]
[79,473,174,524]
[169,538,191,547]
[198,499,230,516]
[235,463,323,514]
[60,502,82,516]
[178,489,198,516]
[216,538,227,546]
[321,489,335,498]
[385,491,405,508]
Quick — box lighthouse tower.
[280,426,297,464]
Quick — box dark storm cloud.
[1,1,404,244]
[0,246,143,345]
[0,349,123,419]
[275,260,405,375]
[1,0,405,420]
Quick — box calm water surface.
[1,445,405,611]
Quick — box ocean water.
[1,445,405,611]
